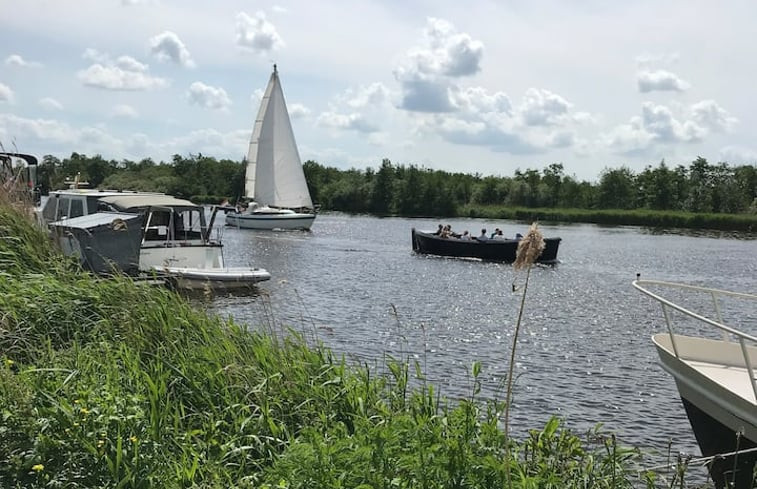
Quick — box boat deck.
[688,359,755,403]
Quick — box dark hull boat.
[634,279,757,489]
[411,228,561,263]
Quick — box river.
[207,212,757,461]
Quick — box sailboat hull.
[225,211,315,230]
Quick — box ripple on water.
[210,214,756,464]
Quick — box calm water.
[208,213,757,460]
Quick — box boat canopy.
[99,194,199,211]
[51,212,142,229]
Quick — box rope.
[640,446,757,473]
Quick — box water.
[208,213,757,460]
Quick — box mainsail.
[244,65,313,210]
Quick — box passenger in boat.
[433,224,443,236]
[492,229,505,239]
[515,233,523,240]
[477,229,488,241]
[459,230,471,240]
[490,228,501,239]
[447,224,461,238]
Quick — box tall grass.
[0,190,689,487]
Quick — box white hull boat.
[226,65,315,231]
[152,266,271,291]
[225,206,315,230]
[634,279,757,489]
[39,189,270,290]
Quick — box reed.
[0,191,691,487]
[460,205,757,232]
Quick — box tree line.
[38,153,756,216]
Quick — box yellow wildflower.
[32,464,44,472]
[97,439,105,448]
[4,359,13,367]
[129,435,138,443]
[79,407,89,415]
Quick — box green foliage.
[0,195,699,487]
[36,153,756,229]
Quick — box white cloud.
[451,86,512,114]
[39,97,63,110]
[518,88,572,126]
[395,17,484,112]
[604,100,736,155]
[149,31,196,68]
[187,81,231,110]
[637,70,690,93]
[719,145,757,163]
[0,113,78,144]
[236,11,284,54]
[427,114,540,154]
[317,111,378,133]
[288,103,311,118]
[271,5,288,14]
[0,83,14,103]
[339,82,390,109]
[690,99,737,132]
[77,50,167,91]
[4,54,42,68]
[111,104,139,119]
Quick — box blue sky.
[1,0,755,181]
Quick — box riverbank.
[0,196,682,487]
[460,205,757,232]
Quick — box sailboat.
[226,65,316,230]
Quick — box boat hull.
[226,211,315,230]
[152,266,271,291]
[411,228,561,263]
[653,333,757,488]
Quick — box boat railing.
[633,278,757,401]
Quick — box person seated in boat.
[440,224,452,238]
[445,224,461,238]
[492,229,505,239]
[515,233,523,240]
[459,230,471,240]
[476,229,488,241]
[433,224,443,236]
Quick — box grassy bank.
[460,205,757,232]
[1,197,680,487]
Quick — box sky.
[1,0,756,182]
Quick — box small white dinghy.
[152,266,271,291]
[634,278,757,489]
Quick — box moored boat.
[634,279,757,489]
[411,228,561,263]
[39,189,271,290]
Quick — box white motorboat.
[225,65,316,230]
[634,279,757,489]
[40,189,271,290]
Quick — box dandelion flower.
[32,464,44,472]
[513,222,545,270]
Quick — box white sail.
[244,65,313,210]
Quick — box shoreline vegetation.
[0,186,705,486]
[33,152,757,232]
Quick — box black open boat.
[411,228,561,263]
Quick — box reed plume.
[505,222,545,488]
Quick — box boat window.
[175,210,203,240]
[70,199,84,218]
[41,195,58,222]
[56,197,71,220]
[144,210,171,242]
